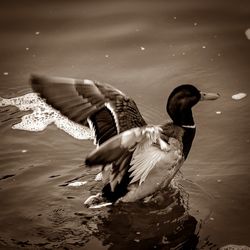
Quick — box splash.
[0,92,94,140]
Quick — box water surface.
[0,0,250,249]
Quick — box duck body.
[31,75,219,203]
[87,123,186,202]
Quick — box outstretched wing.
[30,75,146,145]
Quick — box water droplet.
[35,31,40,35]
[3,72,9,76]
[140,46,145,51]
[216,111,222,114]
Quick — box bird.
[30,75,219,204]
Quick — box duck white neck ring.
[182,124,196,129]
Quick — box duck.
[30,75,219,204]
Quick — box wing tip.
[30,74,76,91]
[30,74,48,93]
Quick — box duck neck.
[171,108,196,159]
[181,126,196,159]
[173,108,195,127]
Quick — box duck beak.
[200,91,220,101]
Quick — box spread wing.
[30,75,147,145]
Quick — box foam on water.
[0,93,94,140]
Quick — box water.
[0,0,250,249]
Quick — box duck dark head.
[167,84,220,127]
[167,84,219,159]
[167,85,200,127]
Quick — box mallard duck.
[31,75,219,203]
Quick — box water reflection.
[95,187,199,250]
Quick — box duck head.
[167,84,220,127]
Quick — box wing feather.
[30,74,146,145]
[129,147,165,185]
[120,138,184,202]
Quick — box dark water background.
[0,0,250,249]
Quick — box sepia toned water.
[0,0,250,249]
